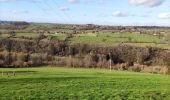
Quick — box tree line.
[0,37,169,74]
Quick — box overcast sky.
[0,0,170,26]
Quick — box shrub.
[66,56,73,67]
[3,50,10,66]
[13,60,24,67]
[128,37,132,42]
[52,56,67,66]
[84,54,97,68]
[0,60,4,67]
[13,52,28,67]
[11,52,17,62]
[128,66,141,72]
[84,54,93,68]
[17,52,27,62]
[165,33,170,45]
[102,38,106,42]
[48,44,55,55]
[143,66,153,73]
[161,66,169,75]
[114,63,128,71]
[137,49,150,65]
[165,57,170,67]
[97,59,109,69]
[72,58,84,67]
[30,53,42,66]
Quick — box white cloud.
[129,0,165,7]
[158,12,170,19]
[112,11,127,17]
[59,7,69,11]
[68,0,78,4]
[9,10,28,14]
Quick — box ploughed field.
[0,67,170,100]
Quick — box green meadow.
[1,30,170,48]
[70,32,164,44]
[0,67,169,100]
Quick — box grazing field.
[51,33,67,40]
[52,32,167,47]
[1,30,170,49]
[15,32,38,38]
[0,32,38,38]
[71,32,164,44]
[0,67,170,100]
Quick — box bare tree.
[165,33,170,45]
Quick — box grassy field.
[51,32,168,48]
[71,32,164,44]
[1,31,170,49]
[0,67,170,100]
[0,32,38,38]
[51,33,67,40]
[15,32,38,38]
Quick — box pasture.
[1,30,170,48]
[52,32,169,48]
[70,32,164,44]
[0,67,170,100]
[15,32,38,38]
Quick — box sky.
[0,0,170,26]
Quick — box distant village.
[0,21,169,37]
